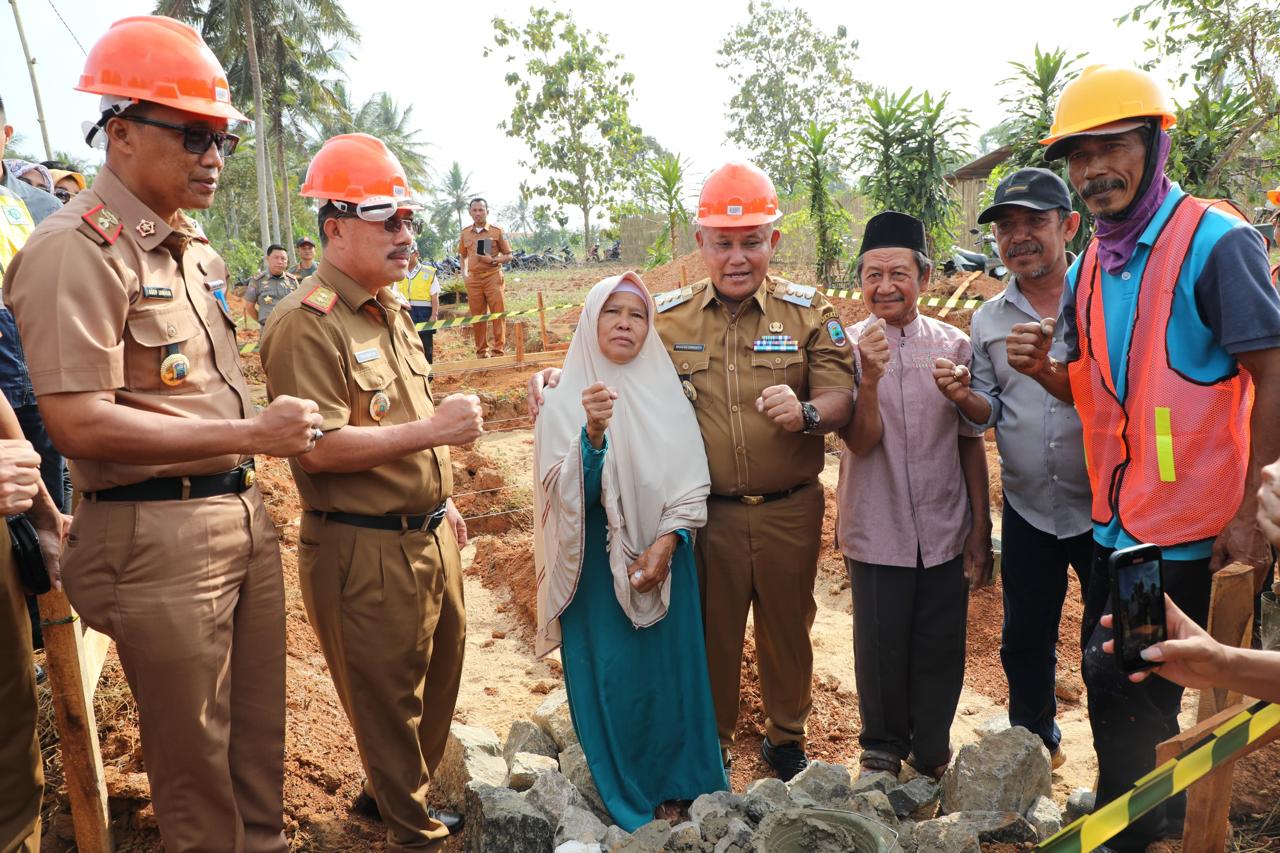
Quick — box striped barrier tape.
[1037,699,1280,852]
[235,287,988,354]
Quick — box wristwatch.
[800,401,821,434]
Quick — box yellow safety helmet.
[1041,65,1176,161]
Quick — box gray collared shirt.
[967,276,1091,538]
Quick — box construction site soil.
[32,256,1278,851]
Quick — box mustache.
[387,248,411,259]
[1008,241,1044,258]
[1082,177,1126,199]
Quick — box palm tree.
[433,162,478,231]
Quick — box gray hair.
[853,249,933,285]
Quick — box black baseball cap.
[296,236,316,247]
[977,168,1073,224]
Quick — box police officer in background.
[395,244,441,362]
[260,133,481,848]
[292,234,319,279]
[530,161,855,781]
[245,243,299,326]
[5,17,322,852]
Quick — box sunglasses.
[330,198,423,235]
[120,115,240,157]
[53,188,72,203]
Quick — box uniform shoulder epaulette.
[78,203,123,245]
[301,284,338,315]
[284,271,299,283]
[770,279,817,308]
[654,282,704,313]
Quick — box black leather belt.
[310,503,448,533]
[86,462,256,502]
[710,482,809,506]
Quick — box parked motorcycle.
[942,229,1007,280]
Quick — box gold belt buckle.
[241,466,256,490]
[741,494,765,506]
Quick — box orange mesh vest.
[1067,195,1253,546]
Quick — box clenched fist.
[0,438,40,515]
[756,384,803,432]
[1007,317,1055,377]
[932,357,971,403]
[582,382,617,448]
[1260,458,1280,549]
[858,318,891,383]
[432,394,484,446]
[250,395,323,458]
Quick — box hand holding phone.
[1109,543,1167,673]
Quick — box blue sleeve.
[579,426,607,506]
[1062,256,1081,363]
[1193,227,1280,355]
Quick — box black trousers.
[1081,543,1212,850]
[999,502,1094,752]
[848,554,967,768]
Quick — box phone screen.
[476,238,490,257]
[1112,549,1166,672]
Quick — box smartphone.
[476,238,490,256]
[1109,543,1167,673]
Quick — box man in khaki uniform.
[458,197,512,357]
[260,133,483,849]
[4,17,322,852]
[531,162,855,780]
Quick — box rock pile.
[438,689,1064,852]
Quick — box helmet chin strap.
[82,96,136,150]
[1109,117,1163,222]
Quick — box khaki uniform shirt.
[2,166,252,492]
[259,259,451,515]
[244,271,300,324]
[458,223,510,286]
[655,276,854,496]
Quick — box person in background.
[840,210,992,780]
[458,197,513,358]
[244,243,299,326]
[46,165,87,203]
[292,235,318,279]
[394,244,441,362]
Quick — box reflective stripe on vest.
[1067,195,1253,546]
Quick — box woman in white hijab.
[534,272,726,829]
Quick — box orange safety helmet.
[77,16,248,122]
[300,134,414,208]
[696,161,781,228]
[1268,188,1280,207]
[1041,65,1176,161]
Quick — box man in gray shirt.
[933,168,1091,768]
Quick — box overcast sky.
[2,0,1165,213]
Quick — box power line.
[44,0,87,57]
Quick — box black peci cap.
[858,211,927,256]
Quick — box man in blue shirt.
[1009,66,1280,851]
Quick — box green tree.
[790,122,849,285]
[853,88,972,256]
[1122,0,1280,193]
[641,153,691,269]
[433,162,478,231]
[717,0,863,195]
[1168,86,1259,198]
[989,45,1086,169]
[488,7,643,250]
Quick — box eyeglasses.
[330,197,423,235]
[53,188,72,203]
[333,212,423,236]
[120,115,240,157]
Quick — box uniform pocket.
[670,354,710,409]
[750,351,807,399]
[351,363,398,426]
[124,306,202,393]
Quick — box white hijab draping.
[533,272,710,658]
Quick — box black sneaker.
[760,738,808,781]
[352,790,380,821]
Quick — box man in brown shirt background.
[261,132,483,849]
[458,197,513,357]
[4,16,322,852]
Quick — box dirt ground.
[33,260,1280,851]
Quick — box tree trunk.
[275,119,294,260]
[265,110,280,244]
[241,0,270,253]
[581,203,591,258]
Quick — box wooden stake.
[1198,562,1257,718]
[680,264,688,287]
[537,291,548,351]
[939,270,981,319]
[514,321,526,363]
[38,590,112,852]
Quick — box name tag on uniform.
[142,286,174,300]
[354,347,381,364]
[673,343,704,352]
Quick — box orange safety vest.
[1068,196,1254,546]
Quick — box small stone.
[504,719,561,765]
[463,781,556,853]
[560,743,609,822]
[689,791,747,843]
[556,804,608,847]
[507,752,560,791]
[974,712,1011,739]
[850,770,897,796]
[1065,788,1095,822]
[785,760,853,808]
[742,777,793,823]
[664,820,705,852]
[524,768,585,825]
[603,824,631,850]
[916,811,1037,848]
[939,726,1052,815]
[534,688,580,750]
[615,819,671,852]
[1026,794,1064,840]
[556,843,603,853]
[711,817,752,853]
[492,629,508,639]
[888,777,939,820]
[436,723,508,809]
[910,817,980,853]
[849,790,899,830]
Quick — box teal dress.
[559,429,728,831]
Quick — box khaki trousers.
[298,514,466,852]
[62,492,286,853]
[695,481,823,750]
[1,525,42,853]
[465,276,506,357]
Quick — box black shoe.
[429,808,464,834]
[352,790,381,821]
[34,663,46,685]
[760,738,808,782]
